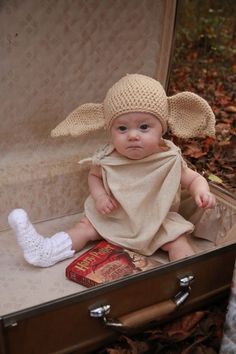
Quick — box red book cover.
[66,240,163,288]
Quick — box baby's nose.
[128,129,140,140]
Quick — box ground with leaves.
[168,57,236,193]
[167,4,236,193]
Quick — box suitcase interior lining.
[0,0,174,231]
[0,187,235,318]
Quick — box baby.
[8,74,216,267]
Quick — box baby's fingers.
[205,193,216,208]
[102,199,117,214]
[110,197,119,209]
[195,195,204,208]
[196,193,216,209]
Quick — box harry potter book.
[66,240,163,288]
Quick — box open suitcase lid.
[0,0,235,340]
[0,0,176,230]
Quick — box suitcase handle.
[90,274,194,331]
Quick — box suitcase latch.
[90,304,111,319]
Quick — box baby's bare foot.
[162,235,195,261]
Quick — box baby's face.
[110,112,163,160]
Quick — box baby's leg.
[67,215,101,250]
[161,234,195,261]
[8,209,101,267]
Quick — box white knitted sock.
[8,209,75,267]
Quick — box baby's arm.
[88,165,118,214]
[181,165,216,209]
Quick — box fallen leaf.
[165,311,206,336]
[225,106,236,113]
[215,123,231,134]
[208,174,223,184]
[183,145,207,159]
[123,336,149,353]
[106,349,126,354]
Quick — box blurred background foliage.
[168,0,236,192]
[173,0,236,70]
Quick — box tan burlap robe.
[81,140,194,256]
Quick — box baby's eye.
[140,124,149,130]
[118,125,127,132]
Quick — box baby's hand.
[195,191,216,209]
[95,194,118,215]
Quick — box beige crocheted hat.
[51,74,215,139]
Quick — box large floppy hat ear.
[167,92,215,139]
[51,103,105,137]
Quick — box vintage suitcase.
[0,1,235,353]
[1,185,236,354]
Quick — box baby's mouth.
[127,145,142,149]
